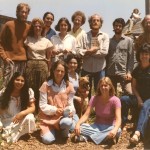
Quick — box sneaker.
[74,135,87,143]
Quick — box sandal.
[130,131,140,145]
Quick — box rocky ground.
[1,122,148,150]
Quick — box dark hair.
[0,72,30,110]
[55,17,71,32]
[113,18,125,28]
[65,54,81,73]
[43,11,54,21]
[136,43,150,62]
[71,11,86,25]
[47,60,69,86]
[27,18,44,37]
[88,14,103,29]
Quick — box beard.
[114,29,122,34]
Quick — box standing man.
[106,18,134,95]
[69,11,86,47]
[0,3,31,87]
[134,15,150,51]
[79,14,109,98]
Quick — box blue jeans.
[120,95,138,125]
[80,123,121,145]
[41,114,79,144]
[136,99,150,137]
[81,69,105,99]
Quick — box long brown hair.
[96,77,116,96]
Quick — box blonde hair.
[96,77,115,96]
[16,3,30,18]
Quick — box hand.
[74,123,81,136]
[56,108,63,116]
[107,128,117,139]
[124,73,132,81]
[5,58,14,64]
[69,112,73,118]
[13,111,25,124]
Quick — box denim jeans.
[81,69,105,99]
[41,114,79,144]
[136,99,150,137]
[120,95,138,125]
[80,123,121,145]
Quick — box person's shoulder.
[110,96,120,101]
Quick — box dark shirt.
[45,28,56,41]
[132,65,150,101]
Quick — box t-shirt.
[132,65,150,101]
[89,95,121,125]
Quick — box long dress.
[0,88,37,143]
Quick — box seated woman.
[74,77,121,145]
[39,60,79,144]
[129,43,150,145]
[0,72,36,143]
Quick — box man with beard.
[0,3,30,87]
[78,14,109,98]
[106,18,134,95]
[134,15,150,51]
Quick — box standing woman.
[0,72,36,143]
[74,77,121,145]
[51,17,76,62]
[42,12,56,40]
[39,60,78,144]
[24,18,53,112]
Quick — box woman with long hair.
[74,77,121,145]
[39,60,78,144]
[0,72,36,143]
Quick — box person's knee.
[41,131,55,144]
[60,117,72,129]
[24,113,35,122]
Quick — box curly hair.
[27,18,44,37]
[71,11,86,25]
[55,17,71,32]
[0,72,30,111]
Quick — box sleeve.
[0,24,9,60]
[113,96,121,109]
[28,88,35,102]
[47,40,53,49]
[76,34,88,56]
[92,33,109,58]
[39,92,57,116]
[127,38,134,73]
[71,37,77,55]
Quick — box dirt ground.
[1,122,148,150]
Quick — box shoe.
[73,135,87,143]
[130,132,140,145]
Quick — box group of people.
[0,2,150,148]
